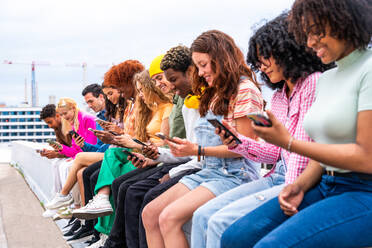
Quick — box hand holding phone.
[246,113,272,127]
[95,118,110,125]
[207,119,242,144]
[122,150,143,163]
[69,130,80,138]
[132,138,147,146]
[155,132,177,143]
[46,139,62,150]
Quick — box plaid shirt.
[230,72,320,184]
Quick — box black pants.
[104,166,163,248]
[137,169,200,248]
[82,160,102,229]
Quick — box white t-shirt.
[303,49,372,172]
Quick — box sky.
[0,0,294,108]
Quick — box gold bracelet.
[287,137,294,152]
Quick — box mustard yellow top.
[146,102,173,144]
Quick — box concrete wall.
[10,141,56,204]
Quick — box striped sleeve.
[233,79,264,118]
[230,133,281,164]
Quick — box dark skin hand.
[278,184,304,216]
[40,149,64,159]
[49,142,63,151]
[142,142,159,160]
[127,152,158,169]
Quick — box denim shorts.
[179,168,243,196]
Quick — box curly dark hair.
[160,45,192,73]
[288,0,372,50]
[40,104,57,120]
[191,30,260,117]
[247,12,333,90]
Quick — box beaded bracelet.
[287,137,294,152]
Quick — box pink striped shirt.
[230,72,320,184]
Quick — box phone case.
[246,114,272,127]
[206,119,242,144]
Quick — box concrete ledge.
[11,141,57,204]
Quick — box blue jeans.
[191,161,286,248]
[221,175,372,248]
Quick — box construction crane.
[3,60,113,107]
[3,60,50,107]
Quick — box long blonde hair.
[57,97,79,136]
[133,70,171,141]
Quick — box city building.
[0,107,55,143]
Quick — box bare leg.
[60,152,104,195]
[77,168,85,207]
[97,186,110,195]
[160,186,215,248]
[142,183,190,248]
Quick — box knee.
[159,206,180,235]
[74,152,83,162]
[142,201,161,230]
[77,168,84,182]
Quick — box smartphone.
[122,150,143,163]
[206,119,242,145]
[69,130,80,138]
[246,113,272,127]
[46,139,58,145]
[46,139,62,149]
[108,130,120,136]
[132,138,147,146]
[35,149,42,153]
[155,132,177,143]
[95,118,111,126]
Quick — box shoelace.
[83,195,104,209]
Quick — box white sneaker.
[42,209,57,218]
[72,194,113,220]
[45,193,73,210]
[87,233,108,248]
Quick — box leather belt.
[324,169,372,181]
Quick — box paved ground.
[0,162,69,248]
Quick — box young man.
[40,104,71,159]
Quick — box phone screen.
[246,114,272,127]
[207,119,242,144]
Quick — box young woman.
[141,30,264,248]
[221,0,372,247]
[49,97,97,159]
[190,13,332,248]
